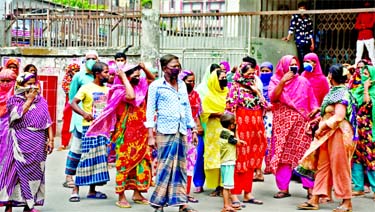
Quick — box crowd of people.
[0,47,375,212]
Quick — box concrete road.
[10,138,375,212]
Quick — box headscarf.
[201,70,228,123]
[220,61,230,73]
[196,65,212,99]
[260,61,274,102]
[233,62,256,88]
[5,58,20,76]
[86,63,148,139]
[301,53,330,105]
[62,63,80,94]
[14,72,37,95]
[268,55,318,119]
[179,69,193,80]
[353,65,375,135]
[0,69,17,117]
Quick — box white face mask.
[116,62,125,67]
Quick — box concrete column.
[140,0,160,67]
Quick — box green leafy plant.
[51,0,107,10]
[141,0,152,9]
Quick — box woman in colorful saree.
[86,63,155,208]
[297,64,357,212]
[351,65,375,200]
[0,69,17,159]
[268,55,318,199]
[226,61,267,206]
[201,69,228,196]
[0,72,54,212]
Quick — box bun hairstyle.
[329,64,347,84]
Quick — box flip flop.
[243,198,263,205]
[62,180,75,188]
[69,194,80,202]
[232,201,246,208]
[87,191,107,199]
[187,195,199,203]
[332,206,352,212]
[273,191,291,199]
[115,201,131,208]
[132,197,149,205]
[297,202,319,210]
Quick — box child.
[219,113,244,212]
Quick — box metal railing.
[2,0,142,48]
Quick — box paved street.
[11,137,375,212]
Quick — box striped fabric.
[149,133,188,207]
[65,151,82,175]
[75,126,109,186]
[0,94,51,209]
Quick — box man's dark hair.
[220,113,235,129]
[92,61,108,78]
[115,52,126,60]
[298,1,308,9]
[160,54,179,69]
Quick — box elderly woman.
[226,60,267,206]
[0,69,17,158]
[5,58,20,76]
[297,64,357,212]
[302,52,330,105]
[201,68,228,196]
[179,70,204,202]
[0,72,54,212]
[268,55,318,199]
[352,65,375,200]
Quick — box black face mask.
[130,78,140,86]
[219,79,228,87]
[186,83,194,93]
[100,78,108,84]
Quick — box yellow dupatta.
[201,70,228,123]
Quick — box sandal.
[221,206,236,212]
[232,201,246,208]
[62,179,75,188]
[187,195,199,203]
[87,191,107,199]
[69,193,80,202]
[332,206,352,212]
[273,191,291,199]
[243,198,263,205]
[179,205,198,212]
[115,200,131,208]
[319,197,333,204]
[132,197,149,205]
[297,201,319,210]
[351,190,365,196]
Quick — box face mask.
[170,68,180,76]
[219,79,228,87]
[130,78,140,86]
[303,62,313,72]
[186,83,194,93]
[260,72,273,84]
[100,77,108,84]
[116,62,125,70]
[86,60,96,71]
[0,82,13,91]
